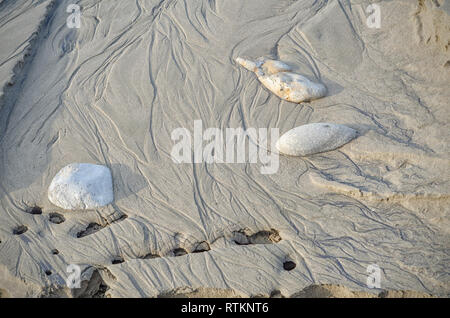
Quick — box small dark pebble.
[143,253,160,259]
[51,249,59,255]
[13,225,28,235]
[173,248,188,257]
[97,284,108,293]
[49,213,65,224]
[111,257,124,265]
[192,241,211,253]
[283,261,296,271]
[26,206,42,215]
[45,270,52,276]
[270,290,283,298]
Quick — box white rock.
[48,163,114,210]
[276,123,357,156]
[236,57,327,103]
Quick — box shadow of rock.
[110,163,148,202]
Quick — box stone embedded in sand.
[283,261,296,271]
[48,163,114,210]
[49,212,65,224]
[112,256,124,265]
[276,123,357,156]
[236,57,327,103]
[193,241,211,253]
[26,206,42,215]
[13,225,28,235]
[173,248,188,257]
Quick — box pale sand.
[0,0,449,297]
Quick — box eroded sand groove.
[0,0,449,297]
[0,0,58,135]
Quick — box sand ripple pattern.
[0,0,449,297]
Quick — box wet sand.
[0,0,449,297]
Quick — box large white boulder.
[48,163,114,210]
[276,123,357,156]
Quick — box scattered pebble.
[49,212,65,224]
[173,248,188,257]
[26,206,42,215]
[283,261,296,271]
[112,256,124,265]
[13,225,28,235]
[143,253,160,259]
[193,241,211,253]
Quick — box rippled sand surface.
[0,0,449,297]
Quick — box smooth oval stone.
[276,123,357,156]
[48,163,114,210]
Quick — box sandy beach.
[0,0,449,298]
